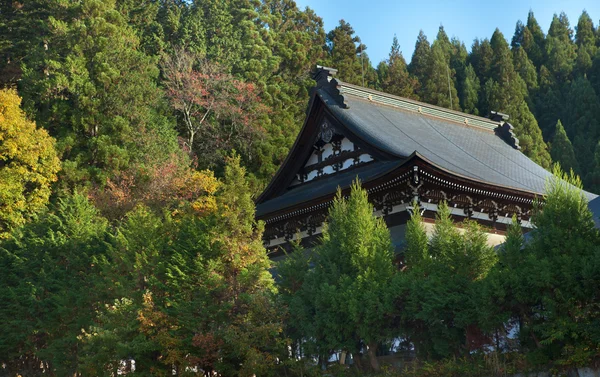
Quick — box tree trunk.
[367,341,380,372]
[352,351,363,371]
[339,350,347,365]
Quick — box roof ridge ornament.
[489,111,520,150]
[312,65,349,109]
[494,120,521,150]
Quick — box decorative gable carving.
[289,117,373,187]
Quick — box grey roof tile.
[325,90,597,200]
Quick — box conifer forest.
[2,1,600,376]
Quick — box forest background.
[2,0,600,376]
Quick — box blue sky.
[295,0,600,65]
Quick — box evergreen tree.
[325,20,368,86]
[574,10,597,75]
[450,38,469,106]
[290,180,396,371]
[422,41,460,110]
[513,46,538,92]
[545,13,576,82]
[488,168,600,364]
[460,64,480,115]
[379,35,418,99]
[19,0,181,188]
[0,193,109,375]
[485,29,551,168]
[408,30,431,94]
[524,10,546,67]
[562,77,600,182]
[469,38,493,84]
[550,120,580,174]
[400,202,497,359]
[511,20,526,49]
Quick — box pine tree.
[401,202,497,359]
[575,11,597,76]
[379,35,418,99]
[562,77,600,182]
[296,180,396,371]
[0,193,109,375]
[550,120,580,174]
[511,20,526,49]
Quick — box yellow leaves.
[187,170,221,216]
[0,89,61,237]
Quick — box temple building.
[256,66,599,259]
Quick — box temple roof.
[323,84,551,196]
[256,67,597,218]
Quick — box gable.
[289,117,373,187]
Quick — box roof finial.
[313,65,338,86]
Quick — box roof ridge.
[335,80,500,131]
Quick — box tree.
[0,193,109,375]
[550,120,579,174]
[422,42,460,110]
[400,202,497,359]
[460,64,480,115]
[545,13,576,82]
[524,10,546,67]
[284,180,397,372]
[470,38,493,84]
[378,35,418,99]
[484,29,551,168]
[561,77,600,182]
[19,0,180,188]
[408,30,431,94]
[485,167,600,367]
[574,11,597,75]
[325,20,366,86]
[162,48,267,169]
[0,89,60,238]
[513,47,538,92]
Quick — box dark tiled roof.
[256,72,597,217]
[322,84,595,199]
[256,160,404,217]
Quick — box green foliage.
[0,89,61,237]
[574,11,597,75]
[408,30,431,95]
[483,166,600,369]
[550,120,580,174]
[378,35,419,99]
[422,41,460,110]
[0,193,109,375]
[460,64,480,115]
[19,0,178,188]
[545,13,576,82]
[279,180,396,371]
[400,202,497,359]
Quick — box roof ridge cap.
[337,81,500,126]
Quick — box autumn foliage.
[0,89,60,237]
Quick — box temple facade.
[256,67,598,259]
